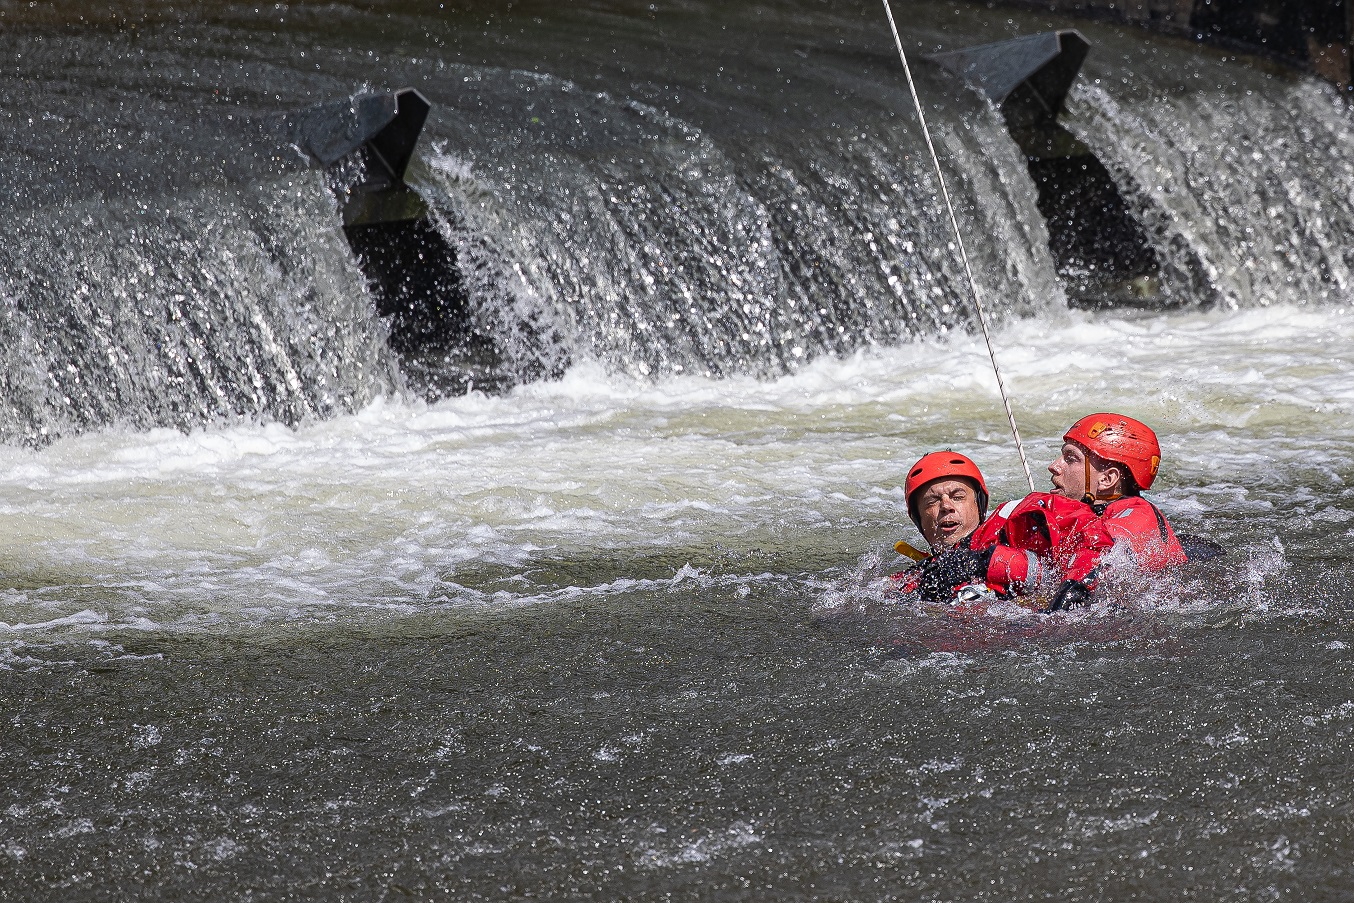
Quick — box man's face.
[916,478,982,549]
[1048,441,1089,499]
[1049,441,1122,500]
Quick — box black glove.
[1048,579,1093,611]
[917,546,994,603]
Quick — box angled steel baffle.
[928,32,1162,309]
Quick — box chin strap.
[1080,456,1122,509]
[1080,457,1095,506]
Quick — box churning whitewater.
[2,303,1349,639]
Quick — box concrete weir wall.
[1000,0,1353,86]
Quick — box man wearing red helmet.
[893,451,1110,604]
[904,451,990,551]
[1047,413,1187,603]
[891,451,997,602]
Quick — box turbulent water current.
[1,2,1353,900]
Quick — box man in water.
[907,451,989,552]
[892,451,1107,604]
[891,450,995,602]
[1043,413,1187,606]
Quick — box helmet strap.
[1081,454,1124,506]
[1080,456,1095,506]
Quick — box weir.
[1,1,1352,441]
[929,30,1162,307]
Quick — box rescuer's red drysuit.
[891,492,1112,601]
[982,492,1114,593]
[1091,496,1188,572]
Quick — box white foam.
[0,304,1347,633]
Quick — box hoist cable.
[880,0,1037,493]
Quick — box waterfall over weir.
[0,183,399,444]
[2,1,1354,443]
[1068,71,1354,310]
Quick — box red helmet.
[904,451,989,526]
[1063,413,1161,491]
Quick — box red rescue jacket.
[1094,496,1188,572]
[983,493,1113,593]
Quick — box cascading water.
[5,7,1354,435]
[0,182,398,444]
[1,3,1353,901]
[0,1,1071,439]
[0,33,403,444]
[414,54,1062,383]
[16,2,1352,428]
[1063,37,1354,310]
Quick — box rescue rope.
[879,0,1037,493]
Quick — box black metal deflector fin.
[926,30,1089,123]
[280,88,432,226]
[366,89,430,184]
[929,32,1163,309]
[282,88,429,173]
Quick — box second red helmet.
[1063,413,1161,491]
[904,451,989,526]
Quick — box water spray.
[880,0,1037,493]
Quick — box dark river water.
[8,594,1354,900]
[1,1,1353,900]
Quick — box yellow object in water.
[894,540,927,562]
